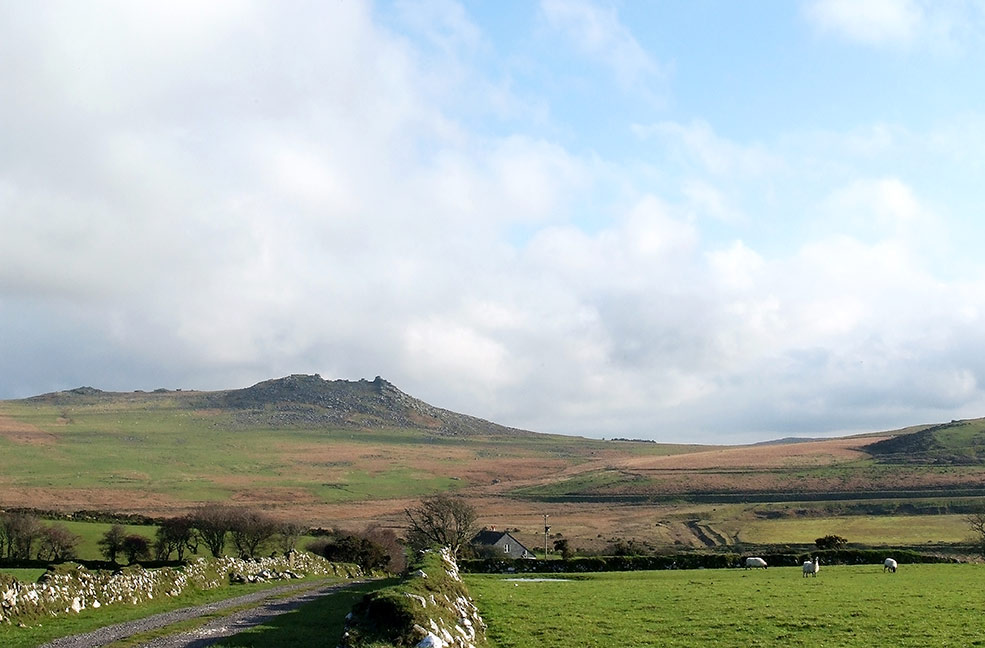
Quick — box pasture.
[732,514,973,545]
[466,564,985,647]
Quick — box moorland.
[2,373,985,553]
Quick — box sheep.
[802,556,820,577]
[883,558,898,573]
[744,557,768,569]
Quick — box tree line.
[0,505,307,564]
[0,504,409,572]
[0,511,81,561]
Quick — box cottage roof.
[472,530,510,545]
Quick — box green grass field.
[0,568,47,582]
[466,564,985,647]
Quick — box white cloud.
[707,241,764,292]
[540,0,662,91]
[395,0,483,56]
[810,177,946,260]
[805,0,924,47]
[4,2,985,445]
[633,120,780,176]
[681,179,745,225]
[803,0,985,52]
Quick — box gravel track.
[39,579,367,648]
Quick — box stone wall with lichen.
[0,553,362,625]
[339,547,485,648]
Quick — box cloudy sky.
[3,1,985,443]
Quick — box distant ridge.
[27,374,532,438]
[750,436,819,446]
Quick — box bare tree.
[967,510,985,558]
[363,524,407,573]
[404,494,477,557]
[2,512,43,559]
[190,504,236,557]
[155,515,197,560]
[37,524,82,561]
[275,521,307,555]
[228,509,279,559]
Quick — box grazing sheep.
[745,557,768,569]
[802,556,820,577]
[884,558,898,573]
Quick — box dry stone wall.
[0,553,362,625]
[340,546,485,648]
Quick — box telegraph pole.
[543,513,550,558]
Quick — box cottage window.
[504,544,510,553]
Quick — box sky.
[3,0,985,444]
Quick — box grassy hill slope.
[863,418,985,464]
[4,375,985,549]
[0,375,698,518]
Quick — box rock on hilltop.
[197,374,528,437]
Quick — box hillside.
[863,418,985,465]
[5,376,985,550]
[26,374,530,438]
[0,374,645,523]
[198,373,533,436]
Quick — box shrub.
[98,524,128,563]
[815,534,849,550]
[553,537,574,559]
[459,549,957,574]
[122,534,152,564]
[306,527,400,572]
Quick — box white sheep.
[883,558,898,573]
[744,557,768,569]
[802,556,819,577]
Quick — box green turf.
[211,579,397,648]
[52,520,159,561]
[466,564,985,647]
[734,514,973,545]
[0,568,47,582]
